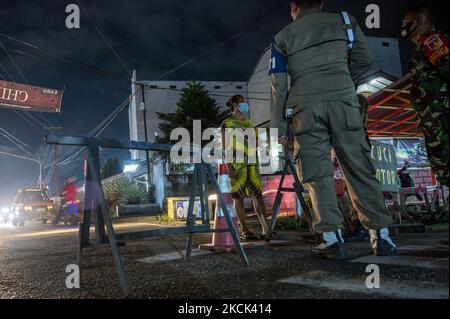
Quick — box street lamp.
[0,151,42,188]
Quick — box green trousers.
[292,99,393,233]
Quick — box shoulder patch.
[269,39,288,75]
[420,32,449,65]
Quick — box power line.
[11,110,42,130]
[44,166,54,185]
[0,32,130,83]
[77,0,132,75]
[0,59,52,129]
[152,5,289,81]
[50,86,142,168]
[1,4,288,86]
[56,98,130,166]
[12,109,42,130]
[23,111,45,127]
[0,60,14,81]
[0,125,32,150]
[0,62,51,183]
[0,132,32,155]
[151,86,271,102]
[1,40,58,127]
[0,39,28,84]
[0,63,42,129]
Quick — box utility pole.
[45,127,61,195]
[140,84,152,191]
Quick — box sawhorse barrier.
[266,156,315,241]
[265,108,315,241]
[46,135,249,295]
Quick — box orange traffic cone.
[199,163,253,252]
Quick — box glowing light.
[396,150,409,159]
[124,164,139,173]
[0,222,153,239]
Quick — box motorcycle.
[52,201,80,225]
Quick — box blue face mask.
[238,102,250,113]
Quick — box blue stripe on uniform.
[341,11,355,51]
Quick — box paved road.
[0,220,448,299]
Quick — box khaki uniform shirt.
[270,8,373,132]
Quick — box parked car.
[11,188,56,226]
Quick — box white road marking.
[279,270,449,299]
[350,255,449,270]
[136,249,212,264]
[248,240,292,247]
[396,245,446,252]
[136,240,293,264]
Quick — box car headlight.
[47,206,53,210]
[24,206,33,211]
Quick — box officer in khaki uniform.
[270,0,396,258]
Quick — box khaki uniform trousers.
[292,99,393,233]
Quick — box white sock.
[369,228,396,248]
[321,229,344,247]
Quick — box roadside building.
[128,71,247,161]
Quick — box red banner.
[0,80,63,113]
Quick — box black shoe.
[371,229,397,256]
[240,232,257,241]
[261,232,281,241]
[374,238,396,256]
[311,241,349,260]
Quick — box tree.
[101,157,122,179]
[156,81,229,146]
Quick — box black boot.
[311,230,349,260]
[370,229,397,256]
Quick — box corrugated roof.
[366,73,421,137]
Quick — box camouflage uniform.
[409,30,449,187]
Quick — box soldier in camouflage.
[401,4,449,187]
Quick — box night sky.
[0,0,448,203]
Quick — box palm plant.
[104,178,150,209]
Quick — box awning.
[366,73,421,138]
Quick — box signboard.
[167,197,215,220]
[393,138,429,168]
[175,200,202,219]
[0,80,63,113]
[370,140,400,192]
